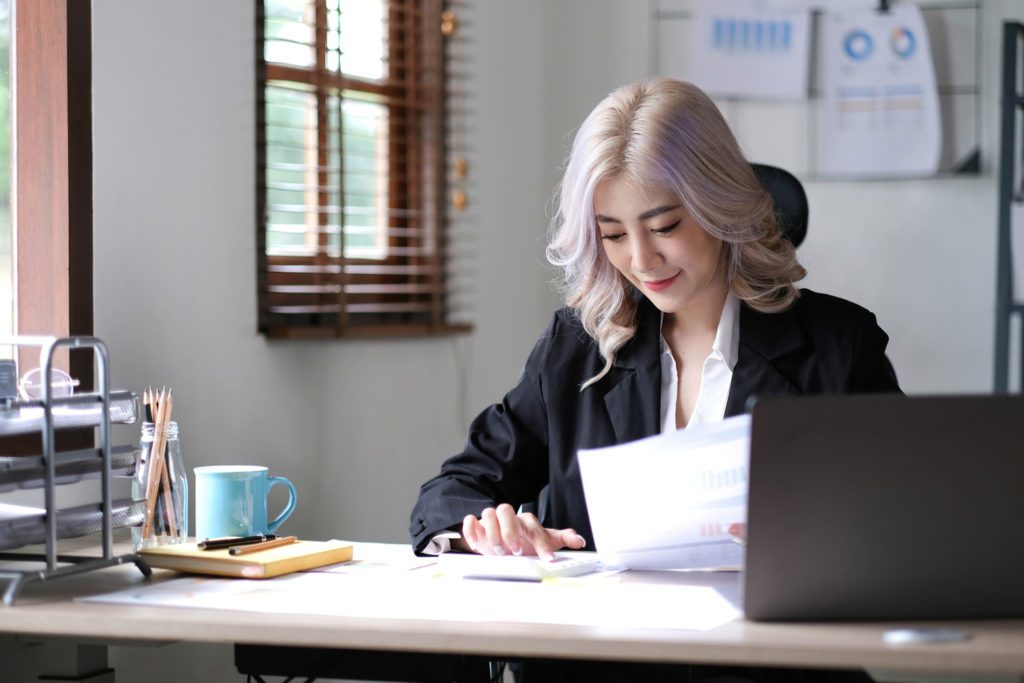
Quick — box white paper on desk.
[309,539,436,574]
[82,570,741,631]
[578,415,749,571]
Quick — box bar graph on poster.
[685,1,811,100]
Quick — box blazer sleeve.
[409,316,558,554]
[848,312,902,394]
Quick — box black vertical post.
[995,23,1020,393]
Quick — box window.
[1,0,92,453]
[0,0,9,339]
[257,0,471,338]
[10,0,92,359]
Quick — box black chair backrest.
[751,163,808,248]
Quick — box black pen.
[199,534,276,551]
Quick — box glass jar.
[132,421,188,550]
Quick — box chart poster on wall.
[685,0,811,100]
[816,6,941,178]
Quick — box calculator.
[437,552,602,581]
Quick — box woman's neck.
[662,284,729,339]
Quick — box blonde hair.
[546,77,806,389]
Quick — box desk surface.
[2,544,1024,677]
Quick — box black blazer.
[410,289,901,553]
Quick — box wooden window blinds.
[257,0,471,338]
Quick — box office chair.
[751,163,808,248]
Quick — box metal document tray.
[0,498,143,551]
[0,390,138,437]
[0,446,137,493]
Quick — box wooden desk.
[2,548,1024,680]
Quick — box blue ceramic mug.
[193,465,297,540]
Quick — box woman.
[411,77,899,560]
[410,76,898,683]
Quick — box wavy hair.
[546,77,806,389]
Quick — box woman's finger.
[495,503,523,555]
[462,514,484,553]
[552,528,586,550]
[479,507,506,555]
[518,513,558,559]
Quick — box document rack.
[0,336,151,605]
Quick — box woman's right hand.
[461,503,586,560]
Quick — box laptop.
[743,394,1024,621]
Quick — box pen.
[229,535,298,556]
[199,534,276,551]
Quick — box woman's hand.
[461,503,586,559]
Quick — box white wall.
[80,0,1020,680]
[92,1,550,679]
[93,0,552,548]
[541,0,1019,395]
[313,0,553,545]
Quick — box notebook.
[743,394,1024,621]
[140,540,353,579]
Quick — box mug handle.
[266,476,298,534]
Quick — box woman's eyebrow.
[595,204,681,224]
[638,204,681,220]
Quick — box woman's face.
[594,176,725,316]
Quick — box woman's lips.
[642,273,679,292]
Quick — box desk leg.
[35,640,115,682]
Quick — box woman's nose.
[631,238,661,273]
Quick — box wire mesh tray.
[0,446,137,493]
[0,498,143,551]
[0,390,138,437]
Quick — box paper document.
[578,415,750,571]
[310,540,437,574]
[82,568,740,631]
[684,0,811,100]
[816,6,941,177]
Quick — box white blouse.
[659,292,740,433]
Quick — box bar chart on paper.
[677,6,812,100]
[578,415,751,570]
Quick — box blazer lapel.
[602,299,662,443]
[725,302,805,417]
[598,297,809,433]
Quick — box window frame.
[256,0,470,339]
[2,0,92,454]
[12,0,92,360]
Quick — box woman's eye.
[601,233,626,242]
[652,220,682,236]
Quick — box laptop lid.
[744,394,1024,621]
